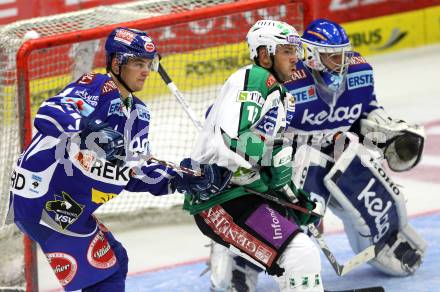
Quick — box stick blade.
[340,245,376,276]
[325,286,384,292]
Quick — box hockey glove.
[285,182,320,226]
[79,119,126,166]
[174,158,232,202]
[264,146,293,193]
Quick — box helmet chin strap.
[268,54,283,83]
[254,53,283,83]
[111,65,135,93]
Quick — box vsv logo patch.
[45,191,84,229]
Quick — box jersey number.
[247,105,258,123]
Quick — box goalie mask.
[105,27,159,73]
[301,19,353,106]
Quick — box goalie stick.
[308,223,376,276]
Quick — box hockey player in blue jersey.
[286,18,426,278]
[209,19,427,291]
[6,27,231,291]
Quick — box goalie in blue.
[6,27,230,291]
[209,19,427,292]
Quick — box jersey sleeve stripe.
[35,114,66,133]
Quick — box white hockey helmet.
[246,19,301,61]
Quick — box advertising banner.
[342,5,440,55]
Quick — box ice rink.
[38,44,440,291]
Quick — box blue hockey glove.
[79,119,126,166]
[174,158,232,202]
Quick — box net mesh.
[0,0,302,288]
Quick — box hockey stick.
[157,63,204,131]
[142,154,202,176]
[244,187,323,218]
[308,223,376,276]
[140,154,320,217]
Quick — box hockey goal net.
[0,0,304,289]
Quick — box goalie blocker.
[292,134,427,276]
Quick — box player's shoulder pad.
[247,64,282,95]
[74,72,119,95]
[348,51,373,72]
[59,72,119,108]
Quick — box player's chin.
[280,70,294,82]
[133,82,145,91]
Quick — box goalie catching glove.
[174,158,232,202]
[360,108,425,171]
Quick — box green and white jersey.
[185,64,295,214]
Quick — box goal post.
[1,0,304,290]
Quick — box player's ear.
[257,46,271,68]
[111,57,120,74]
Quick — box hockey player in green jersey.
[179,20,324,292]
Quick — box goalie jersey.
[284,52,380,147]
[7,72,175,234]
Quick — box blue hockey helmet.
[301,19,353,106]
[105,27,159,72]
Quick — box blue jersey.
[284,53,380,147]
[7,73,175,234]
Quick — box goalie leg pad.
[371,224,426,276]
[324,139,427,276]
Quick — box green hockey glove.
[265,146,293,191]
[287,182,320,226]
